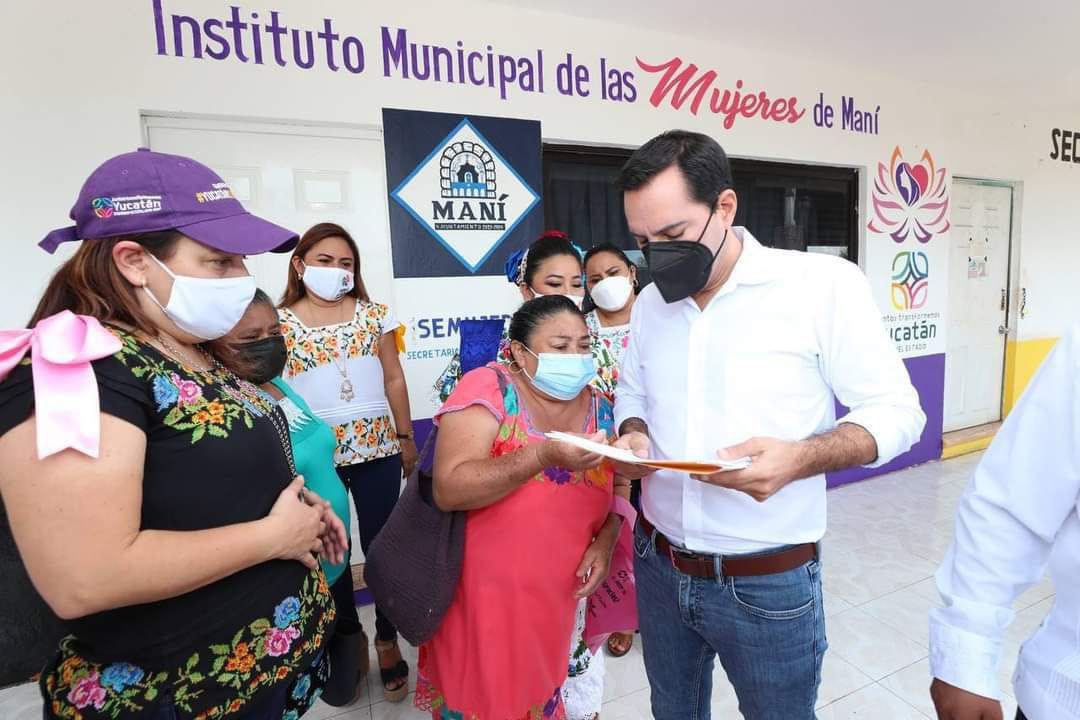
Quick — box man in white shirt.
[929,324,1080,720]
[611,130,926,719]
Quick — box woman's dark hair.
[615,130,734,206]
[507,295,584,347]
[250,288,274,309]
[583,243,639,297]
[27,231,182,333]
[508,231,583,287]
[583,243,634,273]
[279,222,370,307]
[206,288,278,380]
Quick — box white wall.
[2,0,1078,341]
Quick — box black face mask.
[233,335,288,385]
[644,208,728,304]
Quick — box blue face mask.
[521,345,595,401]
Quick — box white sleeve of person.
[929,324,1080,700]
[819,258,926,466]
[612,300,647,430]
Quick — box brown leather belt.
[639,515,817,579]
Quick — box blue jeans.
[633,522,827,720]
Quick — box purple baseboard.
[827,353,945,488]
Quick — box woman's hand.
[574,514,621,598]
[538,431,607,472]
[266,476,325,570]
[400,437,419,478]
[300,486,349,567]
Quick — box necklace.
[331,333,355,402]
[150,333,216,376]
[143,332,296,476]
[328,301,356,403]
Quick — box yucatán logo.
[92,195,163,219]
[195,182,236,203]
[391,119,539,273]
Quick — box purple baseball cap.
[40,148,298,255]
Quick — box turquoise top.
[270,377,351,585]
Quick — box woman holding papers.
[415,295,622,720]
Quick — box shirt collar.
[712,227,777,297]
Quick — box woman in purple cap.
[0,149,346,720]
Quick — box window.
[542,144,860,272]
[729,159,858,262]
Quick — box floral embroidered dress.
[279,300,401,468]
[416,363,615,720]
[584,311,631,402]
[0,330,335,720]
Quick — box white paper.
[544,432,752,472]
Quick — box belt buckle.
[668,544,698,563]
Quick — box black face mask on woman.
[644,204,729,304]
[232,335,288,385]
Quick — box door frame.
[948,175,1023,427]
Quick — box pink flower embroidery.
[68,672,107,710]
[266,626,301,657]
[171,373,203,407]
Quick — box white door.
[943,180,1013,431]
[145,115,395,558]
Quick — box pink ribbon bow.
[0,311,122,459]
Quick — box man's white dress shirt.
[614,229,926,554]
[930,323,1080,719]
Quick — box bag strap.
[420,363,513,468]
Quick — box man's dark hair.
[615,130,734,206]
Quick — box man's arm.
[696,259,924,500]
[611,304,656,479]
[929,325,1080,715]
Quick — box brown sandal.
[606,631,634,658]
[375,639,409,703]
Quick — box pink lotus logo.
[869,147,950,244]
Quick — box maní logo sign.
[891,251,929,310]
[391,119,539,273]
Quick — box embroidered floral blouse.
[584,311,631,402]
[0,330,335,719]
[279,300,401,467]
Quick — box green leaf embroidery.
[186,652,200,672]
[248,618,271,634]
[144,686,158,702]
[191,425,207,444]
[210,644,231,656]
[211,655,227,675]
[164,406,185,426]
[207,424,228,439]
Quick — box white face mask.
[144,255,256,341]
[590,275,633,312]
[302,264,354,302]
[530,287,584,309]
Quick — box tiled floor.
[0,451,1056,719]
